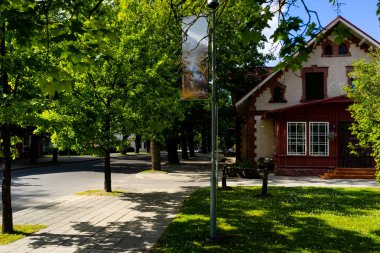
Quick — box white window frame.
[287,122,307,155]
[309,122,329,156]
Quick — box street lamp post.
[208,0,219,240]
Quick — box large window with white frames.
[309,122,329,156]
[287,122,306,155]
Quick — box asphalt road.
[0,154,166,212]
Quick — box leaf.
[242,30,262,45]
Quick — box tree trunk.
[104,149,112,192]
[187,129,195,157]
[181,130,189,159]
[1,20,13,233]
[151,140,161,170]
[104,105,112,192]
[2,126,13,233]
[146,140,151,153]
[135,134,141,154]
[30,134,39,164]
[121,135,127,154]
[201,125,208,154]
[52,148,58,163]
[166,136,179,164]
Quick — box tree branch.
[88,0,104,19]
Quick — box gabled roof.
[263,95,352,118]
[235,16,380,110]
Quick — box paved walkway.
[0,155,378,252]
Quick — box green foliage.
[153,187,380,252]
[331,23,351,45]
[346,50,380,183]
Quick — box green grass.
[126,151,149,155]
[152,187,380,253]
[75,189,126,196]
[0,224,47,245]
[140,169,168,174]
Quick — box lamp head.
[207,0,219,9]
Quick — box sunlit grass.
[153,187,380,253]
[140,169,168,174]
[75,189,126,196]
[0,224,47,245]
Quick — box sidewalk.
[0,154,378,252]
[0,190,190,253]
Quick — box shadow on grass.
[153,187,380,253]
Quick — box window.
[346,66,355,91]
[309,122,329,156]
[339,44,348,55]
[324,44,333,56]
[270,85,287,103]
[305,72,324,100]
[273,87,284,101]
[349,77,355,90]
[321,41,350,57]
[287,122,306,155]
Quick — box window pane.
[287,122,306,155]
[309,122,329,156]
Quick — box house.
[235,16,380,177]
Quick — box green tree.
[346,50,380,183]
[122,0,184,170]
[0,0,47,233]
[38,1,143,192]
[1,0,111,232]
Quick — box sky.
[264,0,380,66]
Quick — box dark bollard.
[222,166,228,189]
[261,163,269,196]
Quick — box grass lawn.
[0,224,47,245]
[75,189,126,196]
[140,169,168,174]
[152,187,380,253]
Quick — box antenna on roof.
[332,0,345,16]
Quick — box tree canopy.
[347,50,380,183]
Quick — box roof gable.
[236,16,380,110]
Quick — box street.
[1,153,209,212]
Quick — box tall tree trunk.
[187,128,195,157]
[52,147,58,163]
[1,126,13,233]
[30,134,39,164]
[166,136,179,164]
[104,149,112,192]
[151,140,161,170]
[1,20,13,233]
[181,130,189,159]
[135,134,141,154]
[104,106,112,192]
[121,135,127,154]
[201,124,208,154]
[146,140,151,153]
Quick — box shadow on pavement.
[24,189,195,252]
